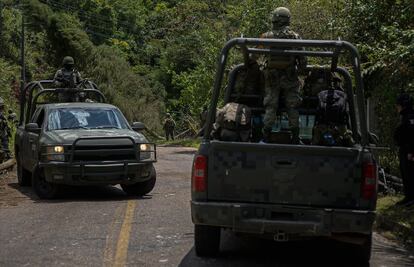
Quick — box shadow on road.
[178,231,414,267]
[179,233,368,267]
[8,182,153,203]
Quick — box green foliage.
[0,0,412,150]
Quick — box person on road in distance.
[53,56,82,102]
[163,113,176,141]
[394,93,414,206]
[0,98,11,160]
[260,7,307,144]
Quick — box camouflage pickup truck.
[191,38,378,263]
[15,80,156,199]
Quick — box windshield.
[47,107,129,130]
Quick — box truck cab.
[191,38,378,263]
[15,80,156,199]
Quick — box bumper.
[191,201,375,237]
[40,161,153,185]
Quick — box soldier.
[0,98,11,160]
[7,109,18,126]
[163,113,176,141]
[53,56,82,102]
[260,7,307,143]
[394,93,414,206]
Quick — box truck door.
[24,108,45,171]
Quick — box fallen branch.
[0,158,16,172]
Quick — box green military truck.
[191,38,378,262]
[15,80,156,199]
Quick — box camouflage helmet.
[271,7,291,25]
[62,56,75,67]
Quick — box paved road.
[0,146,413,267]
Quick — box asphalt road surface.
[1,146,413,267]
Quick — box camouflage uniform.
[53,56,82,102]
[261,7,306,143]
[163,114,176,141]
[7,109,18,126]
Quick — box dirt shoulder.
[375,195,414,251]
[0,161,36,208]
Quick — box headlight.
[53,146,64,153]
[46,146,65,161]
[139,144,155,161]
[140,144,150,151]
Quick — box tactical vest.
[263,27,299,69]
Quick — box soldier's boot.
[290,127,300,144]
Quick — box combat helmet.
[271,7,291,26]
[62,56,75,68]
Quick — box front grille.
[70,145,137,161]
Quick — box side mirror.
[25,123,41,134]
[131,122,145,132]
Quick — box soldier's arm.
[295,34,308,74]
[53,70,64,87]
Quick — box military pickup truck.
[15,80,156,199]
[191,38,378,263]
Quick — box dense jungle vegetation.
[0,0,413,171]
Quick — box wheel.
[194,225,221,257]
[16,154,31,186]
[353,234,372,263]
[32,169,60,199]
[121,166,156,196]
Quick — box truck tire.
[121,166,156,196]
[17,155,31,186]
[354,233,372,263]
[194,225,221,257]
[32,169,60,199]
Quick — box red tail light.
[361,162,377,200]
[192,155,207,192]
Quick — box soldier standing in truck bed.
[53,56,82,102]
[259,7,307,144]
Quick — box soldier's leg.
[399,150,410,200]
[283,77,302,144]
[1,136,10,159]
[263,69,280,137]
[165,130,169,141]
[170,129,175,140]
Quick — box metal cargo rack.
[19,79,106,125]
[206,38,369,145]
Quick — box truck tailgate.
[208,141,363,209]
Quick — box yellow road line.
[113,200,137,267]
[103,204,124,267]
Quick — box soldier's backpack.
[215,102,252,142]
[317,88,348,125]
[264,28,299,69]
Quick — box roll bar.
[19,80,106,126]
[204,38,368,145]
